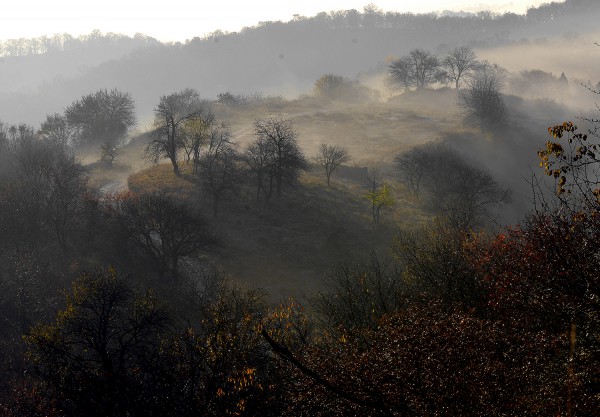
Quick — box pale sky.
[0,1,552,42]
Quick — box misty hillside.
[1,0,599,125]
[1,0,600,414]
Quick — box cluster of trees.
[26,88,138,166]
[253,117,600,412]
[508,69,569,99]
[146,89,311,207]
[261,3,567,34]
[0,122,88,251]
[0,30,158,57]
[388,47,508,128]
[3,1,594,62]
[15,268,277,417]
[387,46,479,90]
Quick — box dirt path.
[98,178,128,194]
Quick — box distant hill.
[0,0,598,125]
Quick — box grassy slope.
[95,88,550,301]
[128,161,426,302]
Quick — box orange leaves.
[538,121,598,197]
[548,121,577,138]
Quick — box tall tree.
[252,116,308,198]
[387,56,413,91]
[458,67,507,128]
[181,113,213,175]
[65,89,136,165]
[388,49,443,90]
[244,138,274,202]
[315,144,351,186]
[146,89,205,176]
[442,46,478,89]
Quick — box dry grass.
[128,163,197,197]
[214,88,464,167]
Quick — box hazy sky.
[1,1,552,42]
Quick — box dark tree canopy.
[38,113,73,147]
[112,191,217,280]
[25,269,171,417]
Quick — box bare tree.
[244,138,273,202]
[439,159,510,230]
[198,121,240,217]
[145,89,205,176]
[181,113,214,174]
[442,46,479,89]
[394,146,427,198]
[253,116,308,199]
[396,142,510,230]
[315,144,351,186]
[458,68,507,128]
[65,89,136,165]
[410,49,442,89]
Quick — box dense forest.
[0,0,599,416]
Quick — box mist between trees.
[0,2,599,415]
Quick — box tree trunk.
[171,157,180,176]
